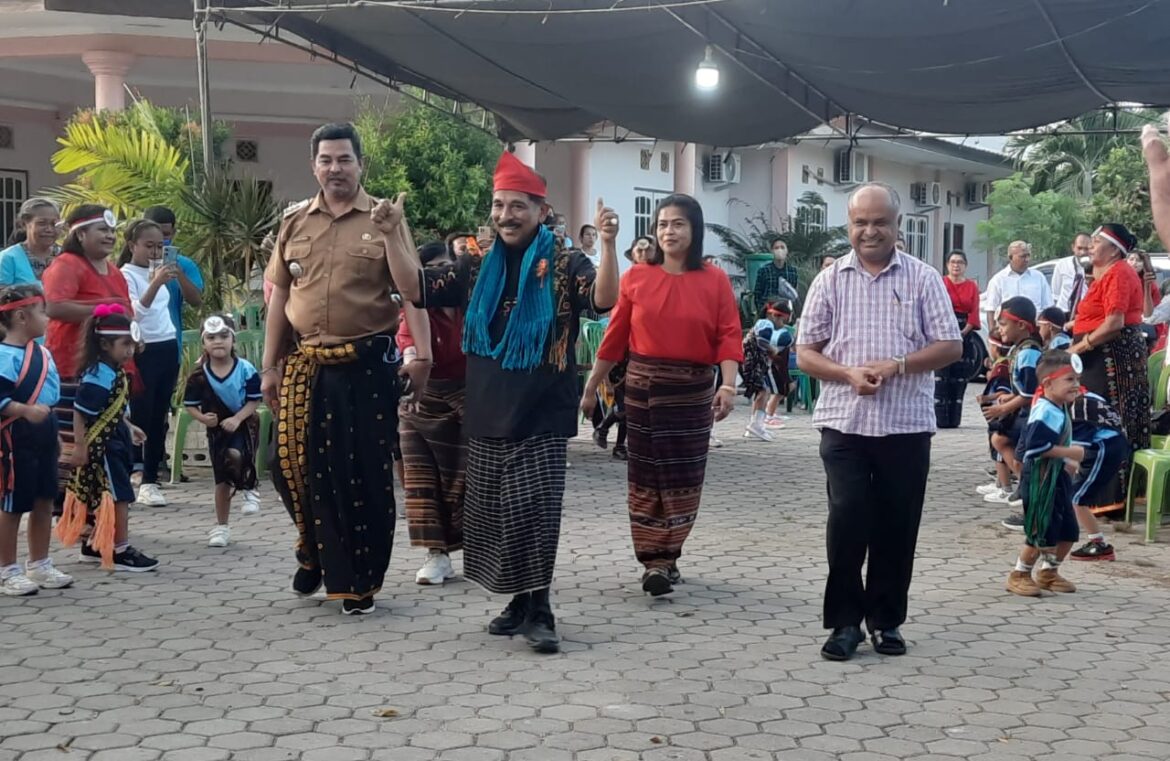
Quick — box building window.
[639,149,652,171]
[660,152,670,173]
[0,170,28,248]
[796,198,827,234]
[942,222,964,253]
[904,214,929,260]
[634,194,653,238]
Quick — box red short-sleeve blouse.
[1074,260,1144,334]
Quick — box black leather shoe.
[871,628,907,656]
[488,593,530,636]
[523,608,560,654]
[292,566,322,597]
[820,625,865,661]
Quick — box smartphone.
[477,225,493,241]
[163,245,179,266]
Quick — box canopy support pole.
[194,0,215,178]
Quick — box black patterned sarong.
[274,336,401,601]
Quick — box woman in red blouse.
[1070,223,1149,507]
[937,250,981,428]
[581,194,743,597]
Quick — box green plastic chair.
[238,302,265,332]
[1149,349,1165,388]
[1126,449,1168,543]
[1152,364,1170,450]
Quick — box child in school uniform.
[1038,306,1072,351]
[182,315,262,548]
[742,298,794,442]
[1006,349,1085,596]
[975,354,1014,500]
[1067,390,1128,561]
[56,304,158,572]
[981,297,1044,510]
[0,285,72,595]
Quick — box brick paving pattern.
[1,393,1168,760]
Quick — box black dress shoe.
[820,625,865,661]
[292,566,322,597]
[871,628,907,656]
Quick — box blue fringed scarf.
[462,226,555,371]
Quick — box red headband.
[1093,226,1130,255]
[0,296,44,313]
[767,306,791,317]
[1000,308,1036,332]
[1032,365,1079,404]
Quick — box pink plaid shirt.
[797,250,961,436]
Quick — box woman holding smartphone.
[119,219,180,507]
[1127,249,1164,349]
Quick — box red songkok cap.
[493,151,547,198]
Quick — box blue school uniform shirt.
[166,253,204,350]
[1022,396,1069,461]
[752,319,793,351]
[184,358,261,414]
[0,342,60,410]
[1047,333,1072,351]
[75,362,128,420]
[1010,342,1042,400]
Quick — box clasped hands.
[844,359,900,396]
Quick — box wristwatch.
[893,355,907,376]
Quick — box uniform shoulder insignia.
[282,199,310,218]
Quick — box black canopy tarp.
[44,0,1170,146]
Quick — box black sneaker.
[1070,539,1116,561]
[292,566,323,596]
[667,564,683,585]
[342,597,375,616]
[1001,513,1025,531]
[592,427,608,450]
[113,546,159,573]
[79,542,101,564]
[523,608,560,654]
[1007,487,1023,509]
[641,568,674,597]
[488,594,530,636]
[612,445,628,461]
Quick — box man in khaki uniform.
[262,122,428,615]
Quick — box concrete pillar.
[510,141,537,168]
[674,142,696,196]
[82,51,136,112]
[569,142,591,235]
[770,149,790,232]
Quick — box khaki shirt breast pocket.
[345,240,387,284]
[284,239,313,284]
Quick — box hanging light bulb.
[695,45,720,91]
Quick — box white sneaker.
[709,435,723,448]
[1,568,38,596]
[976,482,1005,495]
[241,490,261,516]
[983,487,1012,504]
[25,560,73,589]
[137,483,168,507]
[207,525,231,548]
[744,422,774,441]
[415,552,455,585]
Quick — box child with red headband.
[1006,349,1085,596]
[55,305,157,572]
[742,298,794,442]
[981,297,1044,511]
[0,285,71,595]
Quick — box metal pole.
[194,0,214,178]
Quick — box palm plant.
[1008,108,1158,198]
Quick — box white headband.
[70,209,117,234]
[96,321,141,343]
[1093,226,1130,255]
[201,316,235,337]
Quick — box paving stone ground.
[2,390,1169,761]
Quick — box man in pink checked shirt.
[797,182,962,662]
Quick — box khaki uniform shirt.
[266,188,404,347]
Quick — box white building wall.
[0,107,67,198]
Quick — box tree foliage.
[1087,145,1162,251]
[354,99,501,241]
[975,174,1087,261]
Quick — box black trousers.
[819,428,932,631]
[131,339,179,485]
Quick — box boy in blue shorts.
[1006,350,1085,596]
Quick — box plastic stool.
[1125,449,1169,543]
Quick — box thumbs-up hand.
[371,192,407,234]
[595,198,619,243]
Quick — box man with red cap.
[418,150,620,652]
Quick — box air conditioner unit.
[965,180,993,208]
[913,181,942,207]
[705,152,742,185]
[911,182,927,205]
[834,148,870,185]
